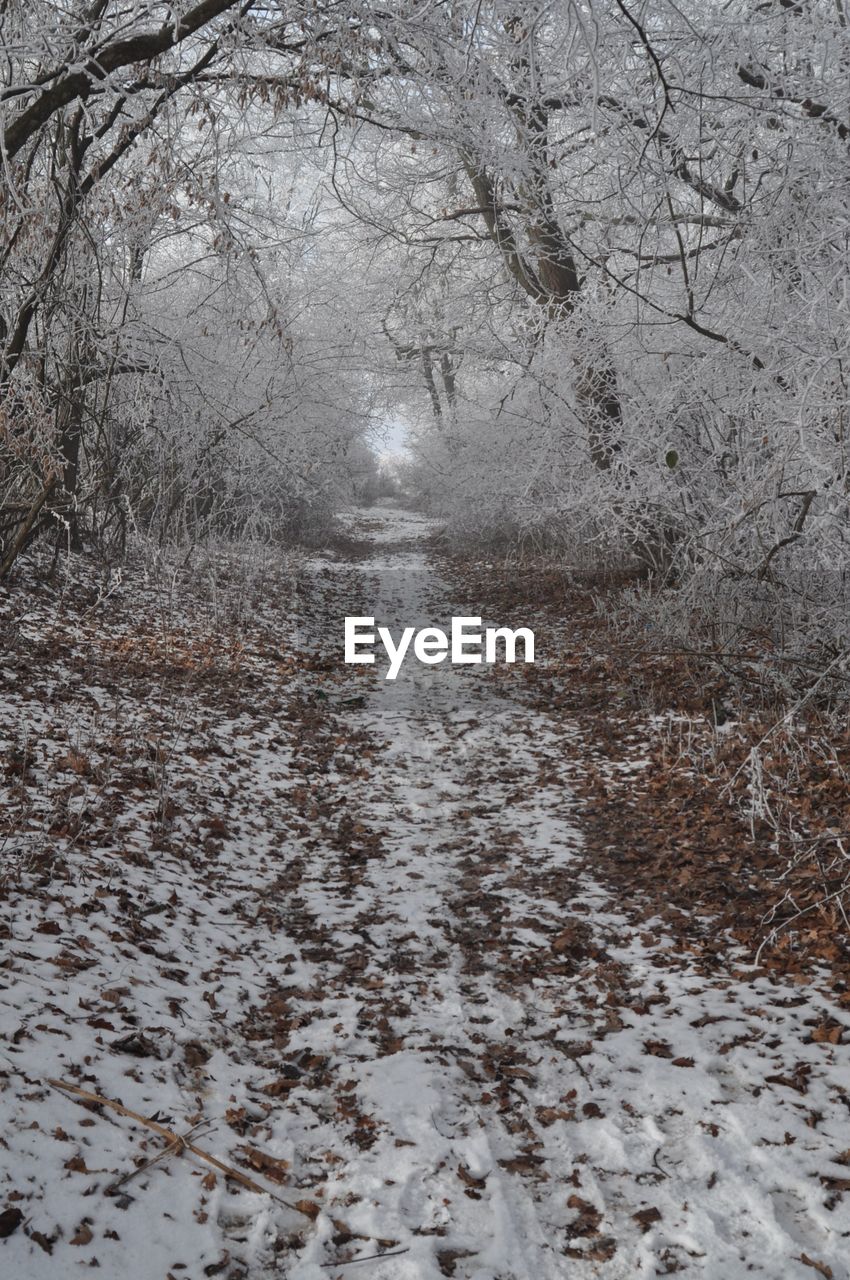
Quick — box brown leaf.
[535,1105,574,1126]
[799,1255,834,1279]
[565,1236,617,1262]
[236,1146,290,1185]
[551,924,587,956]
[88,1017,115,1031]
[30,1228,55,1255]
[52,951,96,972]
[201,816,230,838]
[811,1022,844,1045]
[820,1176,850,1192]
[294,1199,321,1221]
[500,1065,535,1081]
[224,1107,247,1132]
[263,1076,298,1097]
[437,1248,478,1276]
[101,987,129,1004]
[457,1165,486,1190]
[203,1249,231,1276]
[765,1070,810,1096]
[70,1223,93,1246]
[184,1039,212,1068]
[560,1041,593,1060]
[633,1206,662,1233]
[0,1207,23,1238]
[110,1031,156,1058]
[566,1194,602,1239]
[643,1040,674,1059]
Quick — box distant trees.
[294,0,850,652]
[0,1,378,574]
[2,1,850,660]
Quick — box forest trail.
[2,507,850,1279]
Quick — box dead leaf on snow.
[643,1039,674,1058]
[799,1255,834,1279]
[811,1022,844,1045]
[294,1199,321,1221]
[633,1206,662,1233]
[236,1146,291,1184]
[0,1207,24,1238]
[70,1222,93,1246]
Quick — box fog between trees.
[2,0,849,672]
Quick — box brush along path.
[0,510,848,1279]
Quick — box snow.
[1,508,849,1278]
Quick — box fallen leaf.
[633,1206,662,1233]
[30,1228,55,1254]
[811,1023,844,1046]
[294,1199,321,1221]
[0,1207,23,1238]
[263,1077,298,1097]
[643,1040,674,1058]
[799,1255,834,1279]
[236,1146,290,1185]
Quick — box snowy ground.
[2,507,849,1279]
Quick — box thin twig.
[320,1247,410,1268]
[47,1078,311,1215]
[719,652,847,798]
[105,1118,213,1194]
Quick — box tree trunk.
[464,155,622,470]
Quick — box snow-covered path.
[276,508,850,1280]
[2,507,850,1279]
